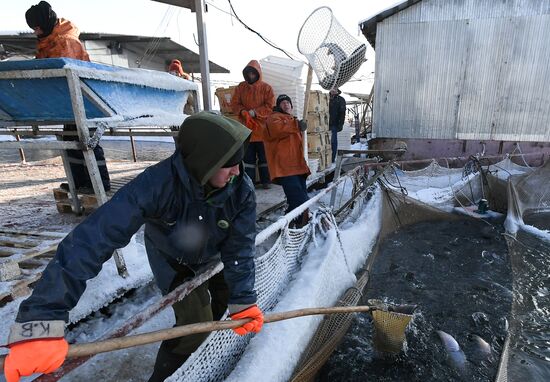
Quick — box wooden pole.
[129,128,137,162]
[0,305,373,369]
[14,129,26,163]
[302,65,314,162]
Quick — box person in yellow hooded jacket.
[25,1,111,193]
[232,60,275,189]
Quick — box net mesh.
[371,309,413,354]
[290,270,369,382]
[168,226,311,382]
[380,158,537,213]
[297,7,366,91]
[504,159,550,236]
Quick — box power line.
[225,0,298,61]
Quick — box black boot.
[147,341,190,382]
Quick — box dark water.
[506,214,550,382]
[320,219,515,381]
[524,212,550,232]
[0,139,175,163]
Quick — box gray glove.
[298,119,308,132]
[248,109,256,118]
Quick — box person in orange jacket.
[232,60,275,189]
[168,59,192,80]
[26,1,89,60]
[25,1,111,193]
[264,95,310,227]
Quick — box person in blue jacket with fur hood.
[4,112,263,382]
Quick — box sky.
[1,0,402,95]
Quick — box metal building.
[360,0,550,159]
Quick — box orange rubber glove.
[230,305,264,336]
[4,338,69,382]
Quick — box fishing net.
[504,159,550,237]
[290,270,369,382]
[297,7,367,91]
[495,160,550,382]
[371,308,414,355]
[379,157,537,214]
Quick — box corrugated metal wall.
[373,0,550,141]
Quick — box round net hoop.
[297,6,367,90]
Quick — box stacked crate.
[306,90,332,171]
[214,86,239,122]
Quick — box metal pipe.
[195,0,212,111]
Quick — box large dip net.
[297,7,367,91]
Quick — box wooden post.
[129,129,137,162]
[56,135,82,214]
[66,69,128,278]
[13,129,26,163]
[302,65,314,163]
[329,150,344,209]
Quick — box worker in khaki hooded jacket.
[232,60,275,189]
[25,1,111,194]
[3,112,263,382]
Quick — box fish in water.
[436,330,467,373]
[468,334,492,363]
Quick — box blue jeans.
[244,142,270,184]
[278,175,309,213]
[330,127,338,162]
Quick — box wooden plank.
[0,273,42,304]
[0,238,38,249]
[0,248,17,257]
[0,229,66,239]
[0,240,61,281]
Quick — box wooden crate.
[325,148,333,168]
[308,90,329,113]
[306,111,329,133]
[309,147,333,171]
[309,150,326,171]
[307,132,328,153]
[53,174,137,215]
[215,86,237,114]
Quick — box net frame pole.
[302,65,314,162]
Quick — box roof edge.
[359,0,422,49]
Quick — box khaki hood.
[178,112,251,186]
